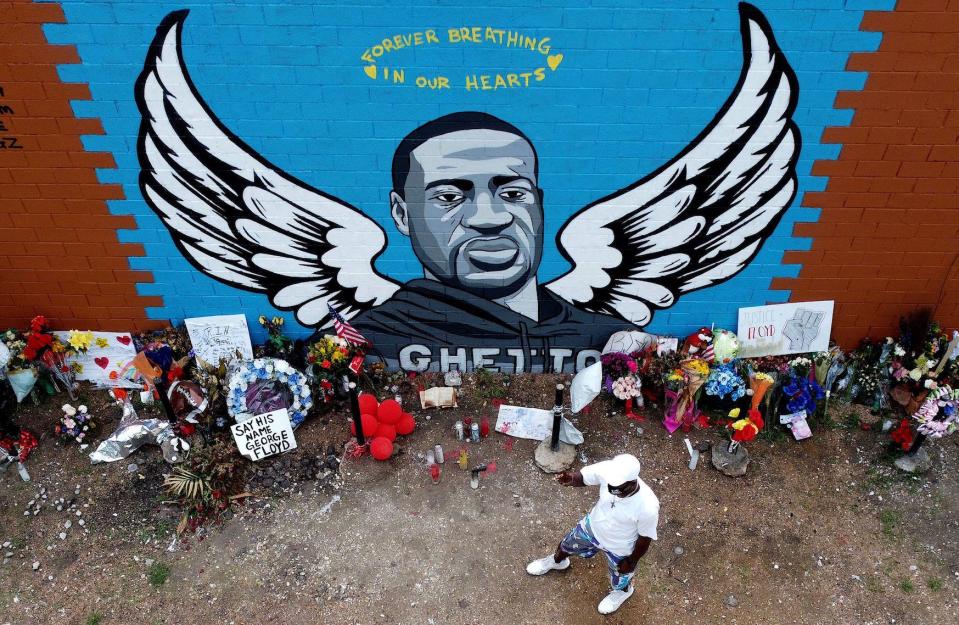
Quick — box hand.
[616,557,637,575]
[782,308,824,350]
[556,471,575,486]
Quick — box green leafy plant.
[899,579,914,593]
[927,577,943,591]
[163,467,211,502]
[148,561,170,587]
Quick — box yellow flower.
[95,337,109,349]
[332,351,345,362]
[272,316,283,326]
[67,330,94,352]
[258,315,267,325]
[728,408,741,419]
[753,372,774,383]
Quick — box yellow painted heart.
[363,65,377,80]
[547,54,563,71]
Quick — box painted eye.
[434,193,462,203]
[499,189,529,202]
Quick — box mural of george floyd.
[1,0,957,371]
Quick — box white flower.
[78,405,87,413]
[61,404,76,416]
[894,346,906,357]
[924,379,938,390]
[275,361,290,373]
[909,369,922,381]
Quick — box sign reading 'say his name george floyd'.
[231,409,297,462]
[135,5,801,373]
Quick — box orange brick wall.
[0,0,165,332]
[774,0,959,348]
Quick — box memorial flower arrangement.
[56,403,96,444]
[21,316,85,400]
[257,315,293,358]
[911,385,959,438]
[1,329,29,370]
[704,361,746,401]
[227,358,312,427]
[782,356,824,417]
[663,358,710,433]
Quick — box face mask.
[608,482,633,497]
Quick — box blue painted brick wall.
[40,0,894,342]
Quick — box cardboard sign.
[738,301,834,358]
[230,408,297,461]
[54,331,139,388]
[185,314,253,367]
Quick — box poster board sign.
[185,314,253,367]
[54,331,139,388]
[737,301,834,358]
[231,408,297,461]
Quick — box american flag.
[328,304,370,347]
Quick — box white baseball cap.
[605,454,641,486]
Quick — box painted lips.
[462,237,520,270]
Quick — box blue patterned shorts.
[559,515,634,590]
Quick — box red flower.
[320,380,332,389]
[211,489,223,500]
[732,426,757,443]
[307,354,316,363]
[177,423,196,437]
[321,360,331,369]
[890,419,913,451]
[748,409,764,431]
[29,316,47,332]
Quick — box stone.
[32,561,40,571]
[444,370,462,387]
[725,594,738,608]
[534,436,577,474]
[673,546,684,556]
[894,447,931,474]
[711,444,750,477]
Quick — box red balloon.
[377,399,402,425]
[370,436,393,461]
[375,422,397,441]
[358,393,379,415]
[350,413,380,439]
[396,413,416,436]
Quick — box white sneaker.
[597,585,634,614]
[526,555,571,576]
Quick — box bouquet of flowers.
[911,385,959,438]
[601,351,642,417]
[307,335,363,402]
[727,406,764,451]
[704,361,746,401]
[22,317,86,400]
[56,403,96,444]
[663,358,709,433]
[782,357,824,417]
[814,348,846,417]
[1,329,29,371]
[257,315,293,359]
[890,418,914,451]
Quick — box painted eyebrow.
[491,175,534,189]
[424,179,473,193]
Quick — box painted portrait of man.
[351,112,628,372]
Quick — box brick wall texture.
[774,0,959,346]
[1,0,958,348]
[0,0,165,332]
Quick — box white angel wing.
[136,10,399,327]
[546,4,800,326]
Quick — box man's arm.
[556,470,586,487]
[617,536,652,574]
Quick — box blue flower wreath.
[227,358,312,427]
[704,362,746,401]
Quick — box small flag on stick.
[328,304,370,347]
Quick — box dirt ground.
[1,374,958,625]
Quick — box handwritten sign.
[231,409,297,461]
[738,301,834,358]
[359,26,563,91]
[185,314,253,367]
[53,331,138,388]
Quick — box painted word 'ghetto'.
[396,345,601,374]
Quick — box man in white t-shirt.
[526,454,659,614]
